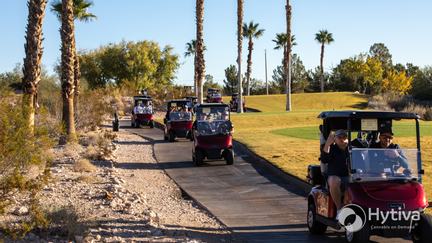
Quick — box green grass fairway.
[229,92,432,204]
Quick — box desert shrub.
[75,89,114,132]
[0,91,54,237]
[46,205,86,240]
[73,159,96,173]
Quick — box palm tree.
[22,0,48,131]
[243,21,264,96]
[185,40,207,97]
[195,0,205,104]
[315,30,334,92]
[285,0,293,111]
[184,40,198,97]
[60,0,77,142]
[272,33,296,73]
[237,0,244,113]
[51,0,96,114]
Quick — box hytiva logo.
[339,204,422,233]
[338,204,367,232]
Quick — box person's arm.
[321,133,335,164]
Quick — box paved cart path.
[122,121,409,243]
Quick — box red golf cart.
[131,95,154,128]
[163,99,193,142]
[307,111,431,243]
[192,103,234,166]
[206,88,222,103]
[229,93,246,112]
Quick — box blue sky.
[1,0,431,86]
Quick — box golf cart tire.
[169,131,175,142]
[412,214,432,243]
[345,221,370,243]
[224,149,234,165]
[194,149,204,167]
[131,122,135,128]
[149,121,154,129]
[307,201,327,235]
[163,131,168,141]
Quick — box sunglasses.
[380,135,393,139]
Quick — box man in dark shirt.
[369,128,409,173]
[321,129,349,218]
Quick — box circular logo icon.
[338,204,367,232]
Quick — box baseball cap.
[335,129,347,137]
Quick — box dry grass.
[46,205,86,240]
[73,159,96,173]
[83,146,100,161]
[74,175,100,184]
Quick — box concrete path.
[121,121,409,243]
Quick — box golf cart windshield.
[196,120,232,136]
[351,148,419,181]
[196,106,229,121]
[169,111,192,121]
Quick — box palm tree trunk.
[194,54,198,97]
[61,0,77,142]
[285,0,292,111]
[320,43,325,92]
[237,0,244,113]
[73,49,80,118]
[246,39,253,96]
[22,0,47,131]
[196,0,205,104]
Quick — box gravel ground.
[1,129,231,243]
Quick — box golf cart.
[307,111,431,243]
[229,93,246,112]
[163,99,193,142]
[131,95,155,128]
[206,88,222,103]
[192,103,234,166]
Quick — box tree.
[272,54,308,93]
[185,40,198,97]
[242,21,265,96]
[79,41,179,90]
[60,0,77,142]
[237,0,244,113]
[203,74,222,93]
[21,0,48,131]
[272,33,296,67]
[412,66,432,100]
[223,65,238,95]
[331,55,367,92]
[363,57,384,94]
[369,43,392,71]
[382,70,413,95]
[195,0,205,104]
[285,0,293,111]
[315,30,334,92]
[51,0,96,114]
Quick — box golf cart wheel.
[163,130,168,141]
[131,122,135,128]
[412,213,432,243]
[194,149,204,166]
[345,221,370,243]
[224,149,234,165]
[169,131,175,142]
[307,201,327,234]
[149,121,154,129]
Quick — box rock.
[13,206,29,216]
[151,229,164,237]
[51,168,62,173]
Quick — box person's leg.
[328,176,342,210]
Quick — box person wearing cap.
[369,128,410,172]
[321,129,350,219]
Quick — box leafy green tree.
[315,30,334,92]
[331,55,367,92]
[382,70,413,95]
[79,41,179,91]
[369,43,392,71]
[272,54,308,93]
[243,21,265,96]
[203,74,222,93]
[411,66,432,100]
[223,65,238,95]
[363,57,384,94]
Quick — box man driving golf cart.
[164,100,193,142]
[131,95,154,128]
[192,104,234,166]
[307,111,431,243]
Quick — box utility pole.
[265,49,268,95]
